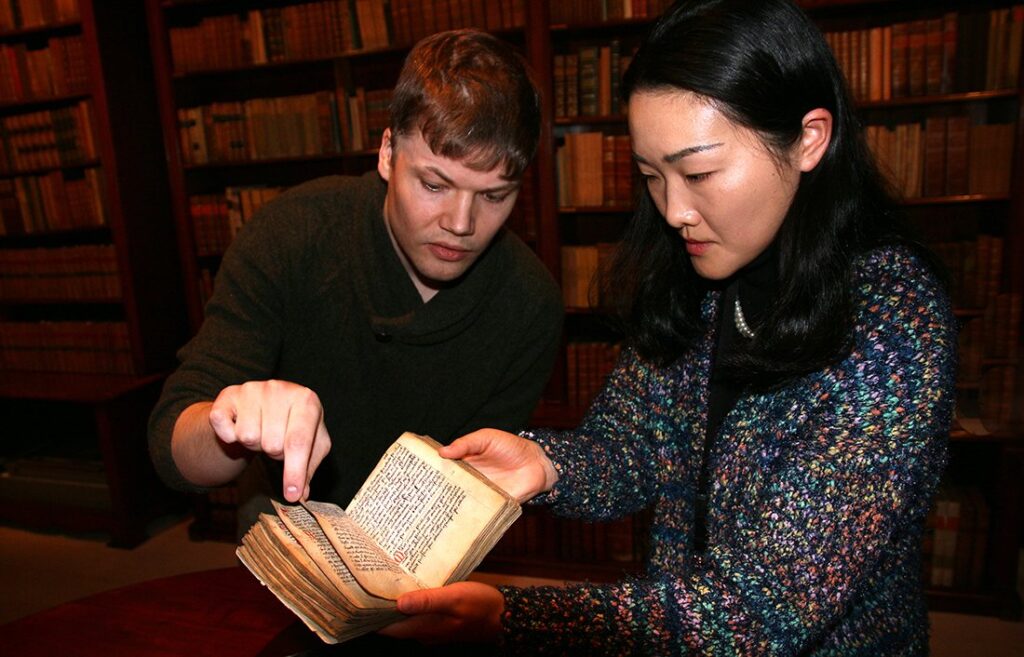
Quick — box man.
[148,29,563,513]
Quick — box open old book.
[236,431,521,644]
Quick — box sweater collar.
[733,238,779,331]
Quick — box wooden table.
[1,567,304,656]
[0,566,493,656]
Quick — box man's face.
[377,128,521,301]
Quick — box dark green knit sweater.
[149,171,563,505]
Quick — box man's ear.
[797,108,832,173]
[377,128,394,181]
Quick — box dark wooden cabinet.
[0,0,188,545]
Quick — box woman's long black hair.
[606,0,928,385]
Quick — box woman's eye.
[686,172,711,183]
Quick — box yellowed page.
[272,500,394,609]
[303,500,423,599]
[346,432,519,587]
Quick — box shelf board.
[555,114,627,126]
[983,357,1019,367]
[0,20,81,40]
[559,205,632,214]
[171,46,405,79]
[901,193,1011,206]
[859,89,1018,109]
[182,151,377,171]
[0,371,166,403]
[0,296,122,306]
[949,428,1020,443]
[550,16,656,34]
[0,225,110,245]
[926,587,1021,619]
[0,92,92,114]
[0,159,101,179]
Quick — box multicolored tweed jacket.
[499,246,957,656]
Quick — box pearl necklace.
[733,296,756,339]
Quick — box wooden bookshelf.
[0,0,188,545]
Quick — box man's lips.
[429,243,471,261]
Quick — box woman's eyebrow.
[633,142,723,165]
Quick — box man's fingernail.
[286,486,298,498]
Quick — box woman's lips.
[684,239,711,256]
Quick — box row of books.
[177,88,390,165]
[930,235,1005,312]
[0,35,89,104]
[553,40,633,119]
[923,486,990,590]
[505,168,538,245]
[168,0,527,74]
[557,132,635,208]
[488,505,650,567]
[864,120,1014,200]
[0,320,133,375]
[189,186,285,257]
[0,0,78,33]
[549,0,675,25]
[0,168,106,235]
[566,340,621,411]
[825,7,1024,103]
[0,244,119,301]
[560,243,615,309]
[389,0,524,45]
[0,100,97,173]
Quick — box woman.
[381,0,956,654]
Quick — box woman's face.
[628,90,802,280]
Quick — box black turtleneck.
[694,240,779,552]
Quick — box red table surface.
[0,566,314,657]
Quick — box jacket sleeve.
[499,254,957,655]
[147,204,298,492]
[525,344,684,520]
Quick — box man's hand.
[378,581,504,645]
[209,380,331,502]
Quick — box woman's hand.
[378,581,505,645]
[440,428,558,502]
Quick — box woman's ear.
[797,108,832,173]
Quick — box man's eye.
[484,193,510,204]
[423,181,443,192]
